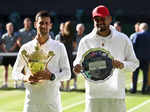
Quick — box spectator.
[56,21,75,91]
[130,22,150,94]
[130,22,140,42]
[129,22,140,92]
[72,23,85,89]
[113,21,122,32]
[55,22,65,40]
[17,17,36,47]
[0,22,18,88]
[74,23,85,52]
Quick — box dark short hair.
[35,10,51,21]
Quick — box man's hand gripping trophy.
[21,46,55,84]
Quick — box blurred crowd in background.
[0,11,150,94]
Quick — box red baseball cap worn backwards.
[92,5,110,18]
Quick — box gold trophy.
[21,44,55,82]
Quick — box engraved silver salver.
[80,48,114,84]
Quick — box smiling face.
[35,16,51,37]
[93,16,112,34]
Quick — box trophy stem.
[45,55,54,69]
[22,55,29,67]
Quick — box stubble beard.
[39,30,49,37]
[96,27,106,34]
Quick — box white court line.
[62,99,150,112]
[63,100,85,111]
[127,99,150,112]
[62,80,143,111]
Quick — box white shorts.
[85,98,126,112]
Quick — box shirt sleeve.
[73,38,87,66]
[14,32,19,40]
[54,44,71,81]
[1,34,5,44]
[122,38,139,72]
[55,34,61,41]
[32,29,36,38]
[12,47,26,80]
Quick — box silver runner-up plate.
[80,48,114,84]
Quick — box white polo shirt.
[74,26,139,99]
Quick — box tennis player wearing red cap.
[73,5,139,112]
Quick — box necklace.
[101,39,105,46]
[100,33,112,47]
